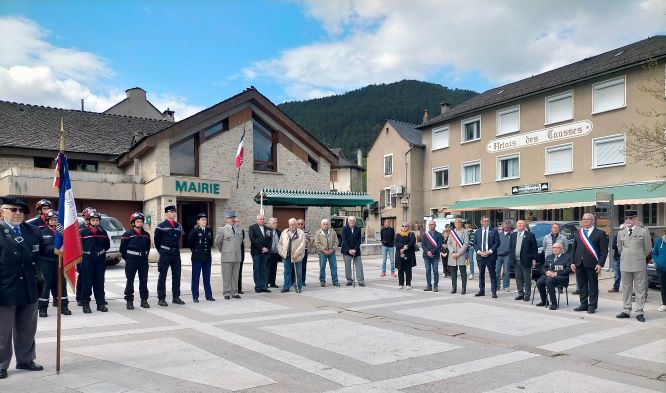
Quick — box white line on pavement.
[347,297,455,311]
[214,310,338,325]
[37,325,184,344]
[538,325,647,352]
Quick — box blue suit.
[473,227,500,294]
[422,230,443,288]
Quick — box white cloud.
[0,16,201,121]
[247,0,666,99]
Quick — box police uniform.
[0,197,44,377]
[80,218,110,312]
[154,206,184,305]
[120,216,151,309]
[535,252,571,308]
[37,221,71,317]
[214,211,243,299]
[188,214,214,301]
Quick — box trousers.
[191,259,212,300]
[0,302,37,369]
[125,257,149,302]
[622,270,647,315]
[157,252,181,300]
[81,256,106,306]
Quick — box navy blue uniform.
[80,225,110,306]
[154,220,183,300]
[37,227,69,310]
[120,228,151,302]
[26,216,47,229]
[188,226,213,300]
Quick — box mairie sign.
[487,120,593,153]
[175,180,220,195]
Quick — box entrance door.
[178,201,211,247]
[273,207,306,231]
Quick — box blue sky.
[1,1,664,120]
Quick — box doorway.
[272,207,306,231]
[178,200,211,247]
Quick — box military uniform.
[37,224,70,316]
[215,213,243,299]
[154,207,184,305]
[617,210,652,320]
[120,225,151,308]
[188,221,213,301]
[80,221,110,312]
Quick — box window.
[34,157,53,168]
[381,188,396,209]
[545,144,573,174]
[496,106,520,135]
[203,118,229,140]
[618,205,632,225]
[432,166,449,189]
[461,116,481,143]
[432,126,449,150]
[253,118,276,171]
[461,160,480,185]
[384,154,393,176]
[330,169,338,182]
[308,156,319,172]
[170,134,198,176]
[593,135,625,168]
[545,91,573,124]
[496,154,519,180]
[592,76,626,114]
[643,203,658,225]
[69,159,98,172]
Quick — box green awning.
[254,189,374,207]
[448,182,666,211]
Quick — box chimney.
[422,109,429,123]
[163,108,175,122]
[126,87,147,102]
[440,102,450,114]
[356,148,363,166]
[81,98,84,111]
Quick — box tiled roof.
[330,147,363,169]
[387,119,425,147]
[0,101,172,156]
[420,35,666,128]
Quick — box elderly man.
[314,219,339,287]
[571,213,608,314]
[279,218,306,293]
[342,216,365,286]
[266,218,281,288]
[0,197,45,379]
[535,243,571,310]
[421,219,443,292]
[249,214,271,293]
[215,211,243,300]
[616,210,652,322]
[543,223,567,260]
[509,220,538,301]
[495,221,512,292]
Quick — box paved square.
[483,370,663,392]
[37,312,138,332]
[617,338,666,365]
[300,286,415,303]
[190,298,289,316]
[262,318,461,364]
[396,302,586,336]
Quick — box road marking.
[37,325,184,344]
[538,325,646,352]
[347,297,454,311]
[215,310,338,325]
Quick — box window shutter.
[547,95,572,123]
[433,127,449,150]
[547,146,572,173]
[594,79,625,113]
[498,109,519,134]
[595,138,624,166]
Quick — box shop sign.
[487,120,593,153]
[511,182,549,195]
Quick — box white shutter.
[547,94,572,123]
[594,137,624,166]
[498,108,519,135]
[593,78,625,113]
[432,127,449,150]
[463,163,480,184]
[546,145,572,173]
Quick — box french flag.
[235,130,245,168]
[54,152,82,289]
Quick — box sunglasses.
[2,207,23,213]
[401,225,409,227]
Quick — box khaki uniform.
[215,224,243,297]
[617,225,652,315]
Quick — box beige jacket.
[313,228,338,253]
[617,225,652,272]
[214,224,243,263]
[447,229,470,266]
[278,228,306,262]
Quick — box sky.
[0,0,665,121]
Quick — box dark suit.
[508,230,538,296]
[570,227,608,309]
[536,253,571,305]
[249,223,271,291]
[267,227,282,287]
[473,227,500,293]
[341,225,364,284]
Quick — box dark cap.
[1,196,30,214]
[196,212,207,219]
[624,209,638,218]
[164,205,177,213]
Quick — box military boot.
[61,303,72,315]
[38,304,48,318]
[82,304,92,313]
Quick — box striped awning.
[254,189,374,207]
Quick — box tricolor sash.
[424,231,438,248]
[579,227,599,261]
[451,229,464,248]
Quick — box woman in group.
[394,222,417,289]
[447,218,470,294]
[652,228,666,312]
[440,224,451,278]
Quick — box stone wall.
[0,155,34,169]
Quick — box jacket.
[421,230,443,258]
[278,229,306,262]
[474,227,500,260]
[508,230,538,268]
[120,228,151,261]
[380,227,395,247]
[571,227,608,268]
[617,225,652,272]
[0,221,43,305]
[38,227,58,265]
[394,232,416,269]
[249,223,271,255]
[314,228,338,253]
[341,225,362,257]
[542,233,568,258]
[447,228,469,266]
[26,215,47,229]
[540,252,572,286]
[188,226,212,262]
[215,224,243,263]
[80,225,110,260]
[154,219,183,254]
[496,230,512,256]
[652,236,666,271]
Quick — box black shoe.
[238,290,245,294]
[549,304,558,310]
[39,308,47,318]
[434,287,439,292]
[346,281,353,286]
[126,301,134,310]
[475,291,485,297]
[104,300,108,305]
[232,294,241,299]
[302,283,307,287]
[172,297,185,305]
[321,282,326,287]
[158,299,168,307]
[224,295,231,299]
[0,369,6,379]
[523,295,531,302]
[514,295,524,301]
[616,312,630,318]
[82,305,92,313]
[140,300,150,308]
[450,289,457,294]
[16,361,43,371]
[206,297,216,301]
[608,288,619,293]
[359,283,365,287]
[52,302,58,308]
[574,305,588,312]
[77,300,83,306]
[461,288,466,295]
[97,305,108,312]
[492,293,498,299]
[572,290,580,295]
[423,287,432,291]
[536,302,546,307]
[261,289,271,293]
[269,284,279,288]
[61,306,72,315]
[255,289,263,293]
[280,288,289,293]
[636,314,645,322]
[193,298,199,303]
[587,308,596,314]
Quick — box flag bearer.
[80,210,110,313]
[120,212,152,310]
[37,211,71,317]
[155,205,185,306]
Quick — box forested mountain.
[278,80,478,156]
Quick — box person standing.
[394,223,416,289]
[448,218,470,294]
[535,243,571,310]
[188,212,214,303]
[616,210,652,322]
[314,219,339,287]
[154,205,185,307]
[380,220,396,277]
[465,222,476,280]
[0,197,45,379]
[651,228,666,312]
[608,228,623,293]
[571,213,608,314]
[542,223,567,261]
[341,216,364,286]
[440,224,451,277]
[509,220,538,302]
[249,214,271,293]
[235,217,246,294]
[26,199,52,229]
[421,220,443,292]
[293,219,311,287]
[473,216,500,297]
[215,211,243,300]
[495,221,512,292]
[266,218,281,288]
[37,211,71,317]
[120,212,151,310]
[278,218,306,293]
[80,210,110,313]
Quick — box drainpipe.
[403,145,413,223]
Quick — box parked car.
[529,221,578,257]
[330,215,365,244]
[422,215,472,234]
[77,213,126,266]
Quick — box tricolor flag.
[235,130,245,168]
[54,152,82,289]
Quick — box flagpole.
[56,116,64,374]
[236,124,246,189]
